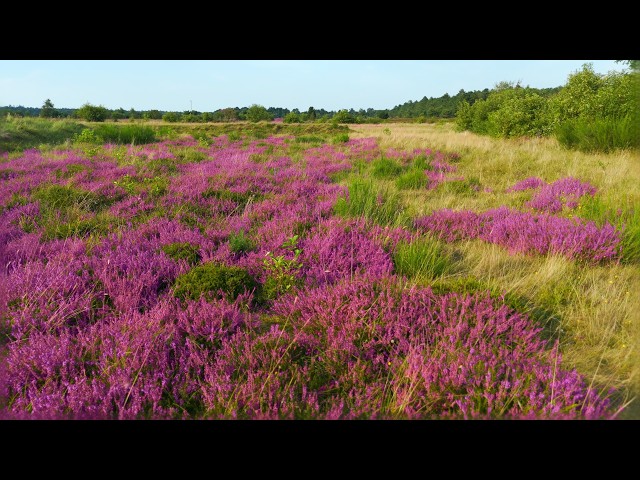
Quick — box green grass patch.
[393,235,453,280]
[229,230,256,254]
[91,124,156,145]
[161,242,202,266]
[333,178,407,226]
[0,117,85,152]
[371,157,403,178]
[331,133,350,144]
[438,177,481,196]
[395,168,427,190]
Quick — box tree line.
[0,87,501,123]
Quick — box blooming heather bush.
[298,218,395,287]
[506,177,546,192]
[526,177,598,213]
[415,206,621,263]
[263,277,612,419]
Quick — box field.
[1,120,638,419]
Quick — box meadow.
[0,120,637,419]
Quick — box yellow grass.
[349,122,640,418]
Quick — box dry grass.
[349,122,640,418]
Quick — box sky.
[0,60,626,112]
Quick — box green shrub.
[73,128,102,144]
[262,235,302,300]
[229,230,256,254]
[284,112,302,123]
[162,112,180,122]
[372,157,403,178]
[161,242,201,266]
[393,235,452,280]
[173,263,259,302]
[75,103,109,122]
[333,179,406,226]
[395,168,426,190]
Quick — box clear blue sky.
[0,60,626,112]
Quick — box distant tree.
[75,103,109,122]
[39,99,59,118]
[246,104,273,122]
[217,108,239,122]
[201,112,214,122]
[145,109,162,120]
[162,112,180,122]
[128,108,138,120]
[111,108,127,121]
[307,106,316,121]
[284,112,301,123]
[332,109,355,124]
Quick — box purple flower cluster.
[507,177,598,213]
[415,206,621,263]
[526,177,598,213]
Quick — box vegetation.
[1,121,637,419]
[456,64,639,152]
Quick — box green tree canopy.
[246,104,273,122]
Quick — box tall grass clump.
[395,168,426,190]
[393,235,453,280]
[333,178,406,226]
[372,156,403,178]
[92,124,157,145]
[555,116,640,153]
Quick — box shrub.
[75,103,109,122]
[162,112,180,122]
[173,263,259,302]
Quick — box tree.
[39,99,59,118]
[218,108,239,122]
[246,104,273,122]
[332,109,355,124]
[307,106,316,121]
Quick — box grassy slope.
[348,122,640,418]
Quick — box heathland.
[0,118,637,419]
